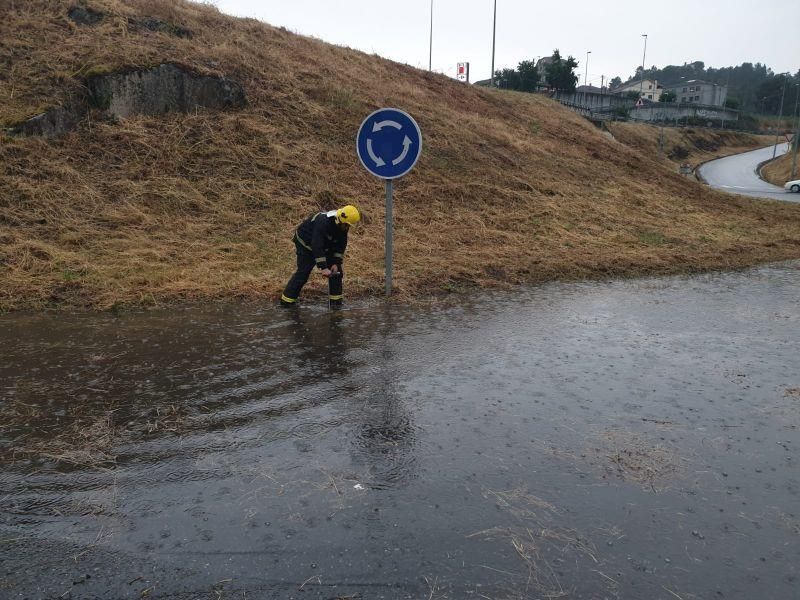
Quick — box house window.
[648,84,652,89]
[695,95,700,101]
[648,94,652,99]
[683,87,687,92]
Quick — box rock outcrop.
[8,64,246,137]
[67,6,104,25]
[8,105,86,137]
[69,6,192,38]
[132,17,192,39]
[88,64,247,119]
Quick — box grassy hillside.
[3,0,800,311]
[762,152,798,187]
[605,123,774,169]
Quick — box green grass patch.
[637,231,666,246]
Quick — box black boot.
[280,295,298,307]
[329,298,343,310]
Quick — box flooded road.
[2,263,799,599]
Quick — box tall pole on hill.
[639,34,647,97]
[794,82,800,120]
[773,73,788,159]
[794,82,800,124]
[490,0,497,87]
[585,51,591,87]
[792,83,800,179]
[428,0,433,71]
[721,70,731,129]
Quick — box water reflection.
[349,307,418,489]
[283,309,351,380]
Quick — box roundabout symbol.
[357,108,422,180]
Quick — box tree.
[609,76,622,90]
[622,60,790,113]
[724,97,740,110]
[517,60,539,92]
[758,74,790,115]
[659,90,677,103]
[493,59,539,93]
[690,61,705,72]
[545,49,579,92]
[494,68,520,90]
[625,90,641,100]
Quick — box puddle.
[1,263,799,598]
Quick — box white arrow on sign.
[392,136,412,166]
[366,139,385,167]
[373,120,402,133]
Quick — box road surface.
[2,263,800,599]
[698,142,797,202]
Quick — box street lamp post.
[793,82,799,121]
[490,0,497,87]
[773,73,788,159]
[639,34,648,97]
[585,50,591,87]
[721,70,731,129]
[428,0,433,71]
[792,83,800,179]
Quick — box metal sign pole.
[385,179,394,296]
[356,108,421,298]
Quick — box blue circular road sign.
[356,108,422,180]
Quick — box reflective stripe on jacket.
[294,211,348,269]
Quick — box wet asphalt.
[698,142,798,202]
[1,262,799,599]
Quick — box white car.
[786,180,800,193]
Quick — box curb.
[694,156,716,183]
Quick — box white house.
[611,78,663,102]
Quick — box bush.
[614,106,630,118]
[668,145,690,160]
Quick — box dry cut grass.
[3,408,119,468]
[2,0,800,311]
[533,426,687,492]
[606,122,775,169]
[762,151,799,187]
[469,486,624,598]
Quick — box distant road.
[698,143,797,203]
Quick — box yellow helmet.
[336,205,361,226]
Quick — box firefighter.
[280,205,361,308]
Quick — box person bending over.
[280,204,361,308]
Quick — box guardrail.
[554,99,621,121]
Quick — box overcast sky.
[209,1,799,85]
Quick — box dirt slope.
[762,151,798,187]
[3,0,800,311]
[605,122,775,169]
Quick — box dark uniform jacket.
[294,211,348,270]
